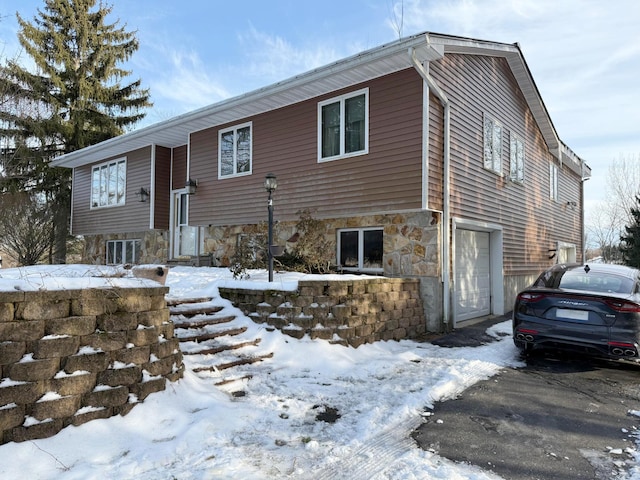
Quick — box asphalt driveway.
[413,316,640,480]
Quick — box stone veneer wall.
[201,210,441,278]
[80,210,443,329]
[219,277,426,348]
[211,210,443,330]
[0,286,183,445]
[82,230,170,265]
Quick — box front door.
[173,192,197,257]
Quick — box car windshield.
[556,271,634,294]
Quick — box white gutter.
[409,46,452,327]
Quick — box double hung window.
[549,163,559,201]
[338,228,383,272]
[483,114,502,174]
[318,88,368,161]
[91,158,126,208]
[509,133,525,183]
[219,122,252,178]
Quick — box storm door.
[173,192,197,257]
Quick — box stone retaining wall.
[220,278,426,348]
[0,286,183,444]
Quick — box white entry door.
[173,192,197,257]
[455,229,491,323]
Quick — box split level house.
[52,32,591,332]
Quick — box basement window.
[106,239,141,265]
[337,228,383,272]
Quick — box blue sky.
[1,0,640,218]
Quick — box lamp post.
[264,173,278,282]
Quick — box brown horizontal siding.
[430,54,584,275]
[188,69,425,226]
[71,147,152,235]
[171,145,187,191]
[154,146,171,230]
[428,92,444,211]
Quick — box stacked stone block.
[220,278,426,348]
[0,286,183,444]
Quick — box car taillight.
[603,299,640,313]
[609,341,636,348]
[516,328,538,335]
[517,292,546,302]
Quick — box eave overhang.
[52,32,586,175]
[52,34,442,168]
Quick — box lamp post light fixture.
[264,173,278,282]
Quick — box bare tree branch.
[587,154,640,261]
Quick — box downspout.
[150,144,156,230]
[409,47,452,328]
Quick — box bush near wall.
[0,286,183,444]
[220,277,426,348]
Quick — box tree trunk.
[53,190,70,264]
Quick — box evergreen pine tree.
[620,195,640,268]
[0,0,151,263]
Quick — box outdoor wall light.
[137,187,150,203]
[185,178,198,195]
[264,173,278,282]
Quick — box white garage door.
[455,229,491,323]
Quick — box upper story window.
[483,114,502,174]
[219,122,252,178]
[549,163,559,201]
[91,158,126,208]
[509,132,525,183]
[318,88,369,162]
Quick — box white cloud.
[236,25,350,83]
[149,48,232,111]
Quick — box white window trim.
[509,132,525,184]
[483,114,502,175]
[549,162,559,202]
[556,241,576,264]
[90,157,127,209]
[337,227,383,273]
[106,239,140,265]
[218,121,253,179]
[317,87,369,162]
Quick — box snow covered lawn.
[0,265,633,479]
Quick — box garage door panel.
[455,230,491,322]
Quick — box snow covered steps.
[167,297,273,394]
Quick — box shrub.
[291,209,333,274]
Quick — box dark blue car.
[513,263,640,361]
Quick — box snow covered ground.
[0,265,639,479]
